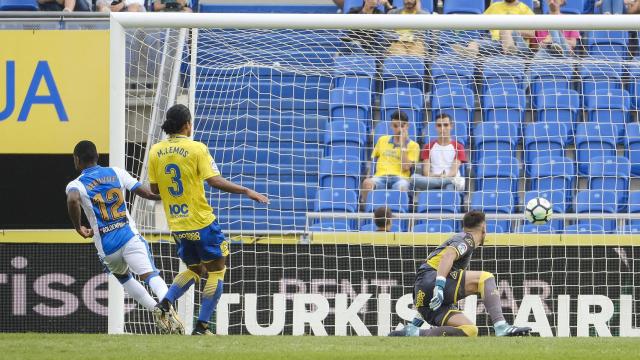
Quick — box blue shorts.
[172,220,229,266]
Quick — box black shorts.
[413,265,466,326]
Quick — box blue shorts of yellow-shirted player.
[172,220,229,266]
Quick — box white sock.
[147,275,169,300]
[122,279,157,311]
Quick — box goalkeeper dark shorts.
[413,265,466,326]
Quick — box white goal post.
[109,13,640,336]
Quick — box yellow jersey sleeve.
[148,146,158,184]
[408,141,420,163]
[197,143,220,180]
[371,136,383,159]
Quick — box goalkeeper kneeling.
[389,210,531,337]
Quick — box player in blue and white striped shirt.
[65,140,181,334]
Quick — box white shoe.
[452,177,465,191]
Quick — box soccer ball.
[524,197,553,225]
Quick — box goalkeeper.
[389,210,531,337]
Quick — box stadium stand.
[0,0,38,11]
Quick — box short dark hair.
[374,206,393,228]
[161,104,192,134]
[390,110,409,123]
[73,140,98,164]
[463,210,486,230]
[435,113,451,122]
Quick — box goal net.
[116,14,640,337]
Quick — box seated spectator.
[412,113,466,191]
[532,0,580,57]
[374,206,394,232]
[344,0,393,56]
[38,0,90,11]
[624,0,639,13]
[348,0,394,13]
[595,0,624,13]
[153,0,192,12]
[361,111,420,205]
[452,0,535,57]
[387,0,429,57]
[97,0,145,12]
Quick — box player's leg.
[464,270,531,336]
[125,236,169,300]
[360,176,385,205]
[192,221,229,335]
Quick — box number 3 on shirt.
[165,163,184,197]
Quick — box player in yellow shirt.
[360,111,420,205]
[149,104,268,335]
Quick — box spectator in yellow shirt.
[452,0,535,57]
[360,111,420,204]
[387,0,430,57]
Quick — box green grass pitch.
[0,334,636,360]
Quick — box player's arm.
[206,176,269,204]
[132,185,161,201]
[66,190,94,239]
[429,247,458,311]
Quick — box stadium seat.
[541,0,583,13]
[530,63,574,99]
[482,57,526,93]
[584,89,630,133]
[485,223,506,233]
[413,222,454,233]
[475,156,521,197]
[533,89,580,133]
[333,55,376,90]
[617,225,640,234]
[373,121,417,145]
[360,222,401,232]
[314,189,358,213]
[563,223,606,234]
[626,121,640,176]
[628,60,640,111]
[580,62,623,97]
[629,191,640,226]
[422,120,469,147]
[319,156,361,190]
[444,0,485,13]
[470,192,514,232]
[416,191,461,214]
[574,190,617,233]
[528,156,575,206]
[430,57,475,92]
[382,56,425,91]
[431,84,475,125]
[524,190,567,231]
[481,84,526,125]
[473,122,519,161]
[0,0,38,10]
[518,224,554,233]
[365,190,410,213]
[575,123,618,175]
[523,123,569,165]
[380,87,424,131]
[586,31,629,60]
[309,219,352,232]
[325,120,367,160]
[587,156,631,211]
[329,86,372,125]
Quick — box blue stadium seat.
[373,121,417,145]
[617,225,640,234]
[473,122,519,161]
[325,120,367,159]
[315,189,358,213]
[524,123,569,165]
[430,57,475,92]
[431,84,475,125]
[481,84,526,125]
[380,87,424,131]
[528,156,575,206]
[319,156,361,190]
[382,56,425,91]
[360,222,401,232]
[309,220,353,232]
[416,191,461,214]
[586,31,629,60]
[0,0,38,10]
[482,57,526,93]
[533,89,580,133]
[530,63,574,99]
[444,0,485,13]
[392,0,433,12]
[437,30,486,54]
[518,224,554,233]
[563,224,606,234]
[587,156,631,211]
[629,60,640,111]
[627,119,640,176]
[574,190,617,233]
[541,0,583,13]
[485,223,506,233]
[524,190,567,231]
[365,190,410,213]
[422,120,469,147]
[584,89,630,133]
[329,86,371,126]
[475,156,521,197]
[470,192,514,232]
[413,222,455,233]
[333,55,376,90]
[580,62,623,97]
[629,191,640,227]
[575,123,618,175]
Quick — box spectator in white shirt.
[412,113,466,191]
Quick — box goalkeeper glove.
[429,276,446,311]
